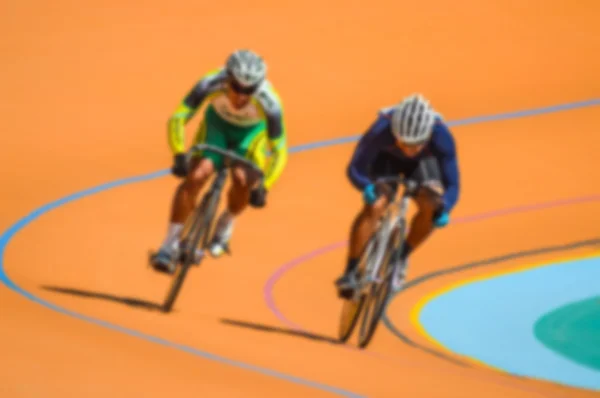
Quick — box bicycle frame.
[353,176,418,299]
[160,143,265,312]
[178,168,228,260]
[185,143,266,252]
[338,176,441,345]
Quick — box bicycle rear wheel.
[337,235,378,343]
[161,191,219,313]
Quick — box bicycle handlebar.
[374,175,419,192]
[189,143,265,179]
[374,175,443,199]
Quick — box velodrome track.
[1,1,599,396]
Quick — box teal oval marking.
[417,255,600,390]
[534,296,600,371]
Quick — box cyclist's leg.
[403,155,444,258]
[390,155,444,288]
[151,107,226,271]
[336,153,397,293]
[228,125,267,213]
[208,117,267,256]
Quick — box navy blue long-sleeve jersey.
[347,110,460,213]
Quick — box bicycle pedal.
[192,249,205,265]
[207,242,232,258]
[147,250,170,268]
[337,287,355,300]
[219,243,232,256]
[149,258,177,275]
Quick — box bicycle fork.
[388,195,411,282]
[363,194,410,286]
[181,169,229,265]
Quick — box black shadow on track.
[40,285,163,311]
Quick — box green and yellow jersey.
[167,67,287,190]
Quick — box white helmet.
[225,49,267,88]
[391,94,438,144]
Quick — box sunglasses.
[397,140,428,148]
[228,77,259,95]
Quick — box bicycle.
[337,175,421,348]
[158,143,265,313]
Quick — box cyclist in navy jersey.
[336,94,461,297]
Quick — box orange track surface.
[2,1,599,396]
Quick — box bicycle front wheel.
[161,192,217,313]
[357,222,404,348]
[337,236,377,343]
